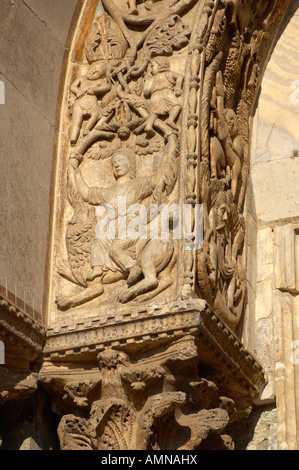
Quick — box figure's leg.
[137,252,176,303]
[210,136,226,179]
[70,104,84,146]
[144,113,158,137]
[83,110,100,136]
[85,266,103,282]
[119,240,173,303]
[119,255,158,303]
[109,242,137,275]
[166,105,182,130]
[85,238,105,282]
[56,279,104,310]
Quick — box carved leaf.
[176,408,230,450]
[89,399,136,450]
[136,391,187,450]
[143,15,190,61]
[85,13,127,63]
[86,138,122,161]
[58,415,93,450]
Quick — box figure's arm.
[172,72,184,96]
[70,77,83,97]
[87,82,112,96]
[69,157,106,205]
[151,135,178,195]
[68,158,90,202]
[215,71,229,142]
[143,75,153,99]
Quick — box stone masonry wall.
[0,0,80,320]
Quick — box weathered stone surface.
[0,76,55,313]
[0,0,79,317]
[247,0,299,450]
[0,366,38,404]
[229,405,278,450]
[250,159,299,223]
[43,0,290,450]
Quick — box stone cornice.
[43,299,266,406]
[0,295,46,362]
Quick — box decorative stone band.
[44,299,266,402]
[0,295,45,363]
[45,299,206,358]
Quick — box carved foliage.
[53,339,237,451]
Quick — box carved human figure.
[70,61,112,146]
[223,108,243,199]
[56,147,176,309]
[143,56,184,137]
[210,191,245,321]
[210,72,242,199]
[85,148,150,284]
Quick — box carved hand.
[69,153,83,168]
[87,88,96,95]
[76,91,86,99]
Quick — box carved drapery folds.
[46,0,290,450]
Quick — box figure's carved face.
[151,61,159,75]
[87,62,107,80]
[226,110,238,137]
[151,58,169,75]
[112,154,131,179]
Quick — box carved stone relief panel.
[40,0,292,451]
[51,0,194,325]
[49,0,290,336]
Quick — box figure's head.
[112,148,136,180]
[87,60,108,80]
[151,56,170,75]
[226,109,238,138]
[215,192,230,227]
